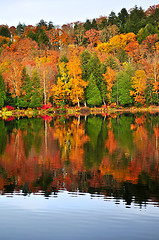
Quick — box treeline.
[0,4,159,109]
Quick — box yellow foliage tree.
[67,55,87,106]
[52,62,70,105]
[97,33,137,54]
[130,70,147,105]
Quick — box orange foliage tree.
[103,66,116,102]
[84,29,100,46]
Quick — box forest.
[0,4,159,110]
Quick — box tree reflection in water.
[0,113,159,206]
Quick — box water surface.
[0,113,159,239]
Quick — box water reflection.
[0,113,159,207]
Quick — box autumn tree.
[103,66,116,103]
[84,29,99,47]
[67,53,87,106]
[52,61,70,105]
[3,60,23,107]
[74,22,85,45]
[36,56,57,105]
[146,5,159,25]
[130,70,147,105]
[97,32,137,55]
[99,24,119,43]
[137,23,159,43]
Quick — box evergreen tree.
[37,19,47,28]
[124,6,146,34]
[16,22,26,36]
[91,19,98,30]
[147,8,159,26]
[86,53,103,90]
[35,27,49,46]
[84,19,92,31]
[80,50,91,105]
[99,18,108,30]
[80,50,91,81]
[86,73,102,106]
[0,26,11,38]
[18,67,33,108]
[108,11,118,25]
[118,8,128,25]
[100,80,107,105]
[0,72,6,109]
[111,64,134,106]
[30,70,42,108]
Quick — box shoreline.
[0,106,159,119]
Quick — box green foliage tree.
[80,50,91,81]
[18,67,33,108]
[145,78,159,105]
[16,22,26,36]
[86,53,103,90]
[98,18,108,30]
[0,72,6,109]
[27,27,49,46]
[147,7,159,25]
[104,55,119,70]
[84,19,92,31]
[30,70,42,108]
[86,73,102,106]
[35,27,49,46]
[37,19,47,28]
[84,117,103,169]
[111,115,134,154]
[118,8,129,26]
[0,26,11,38]
[124,6,146,34]
[91,19,98,30]
[0,120,7,155]
[137,23,159,43]
[111,64,134,106]
[108,11,118,25]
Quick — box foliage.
[0,3,159,109]
[86,73,102,106]
[0,72,6,108]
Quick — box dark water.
[0,113,159,239]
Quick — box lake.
[0,112,159,240]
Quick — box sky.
[1,0,159,27]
